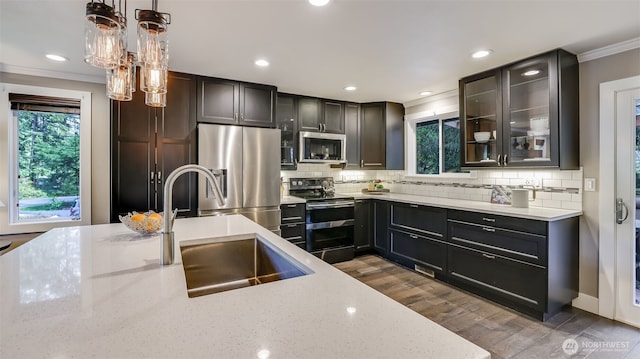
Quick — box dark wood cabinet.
[354,199,372,252]
[388,203,447,276]
[277,94,298,170]
[373,200,390,255]
[111,71,197,222]
[360,102,404,170]
[447,209,578,321]
[197,77,276,128]
[460,48,579,169]
[280,203,306,249]
[298,97,345,133]
[344,102,361,169]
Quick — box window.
[406,111,470,177]
[0,83,91,234]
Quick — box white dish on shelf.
[473,131,491,143]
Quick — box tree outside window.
[416,117,464,175]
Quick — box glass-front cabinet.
[460,49,579,169]
[461,70,502,166]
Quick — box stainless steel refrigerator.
[197,124,281,232]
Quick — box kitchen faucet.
[161,164,225,265]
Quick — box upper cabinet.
[197,77,276,128]
[460,49,579,169]
[277,94,298,170]
[359,102,405,170]
[298,97,345,134]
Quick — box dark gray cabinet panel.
[390,203,446,238]
[197,77,276,128]
[277,94,297,170]
[280,203,305,248]
[354,199,372,252]
[298,97,322,132]
[344,102,360,169]
[111,71,197,221]
[360,102,404,170]
[373,201,390,254]
[390,229,447,275]
[323,100,345,133]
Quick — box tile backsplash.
[281,164,583,211]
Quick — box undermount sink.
[179,233,312,298]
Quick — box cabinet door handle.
[355,200,363,203]
[497,154,502,166]
[410,204,419,208]
[150,171,154,182]
[360,160,364,167]
[482,253,496,259]
[410,234,419,239]
[482,217,496,222]
[157,171,162,184]
[287,204,298,208]
[364,163,383,166]
[318,124,322,131]
[504,155,508,166]
[482,227,495,232]
[234,113,238,120]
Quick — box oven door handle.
[306,201,354,210]
[306,219,355,230]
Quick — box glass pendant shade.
[106,53,136,101]
[145,92,166,107]
[136,10,169,66]
[84,2,122,69]
[140,64,167,94]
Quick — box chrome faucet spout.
[161,164,225,265]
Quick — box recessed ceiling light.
[471,49,492,59]
[46,54,67,62]
[255,59,269,67]
[419,91,433,96]
[344,86,357,91]
[309,0,330,6]
[523,70,540,76]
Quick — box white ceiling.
[1,0,639,104]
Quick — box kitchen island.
[0,215,490,359]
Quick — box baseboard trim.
[572,292,599,315]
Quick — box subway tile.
[571,193,582,202]
[561,180,582,189]
[544,179,562,187]
[561,201,582,210]
[551,192,572,201]
[542,199,562,208]
[552,171,573,180]
[495,178,510,186]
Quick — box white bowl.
[474,131,490,143]
[119,211,163,234]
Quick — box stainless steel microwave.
[299,131,346,163]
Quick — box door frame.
[598,75,640,321]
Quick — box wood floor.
[334,254,640,359]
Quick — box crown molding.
[403,89,458,108]
[577,37,640,63]
[0,64,105,84]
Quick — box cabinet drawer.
[280,222,305,242]
[390,203,446,238]
[280,203,305,224]
[448,244,546,311]
[448,209,546,236]
[448,221,547,266]
[389,229,446,274]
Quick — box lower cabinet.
[354,199,372,253]
[355,201,579,321]
[389,229,447,276]
[280,203,305,249]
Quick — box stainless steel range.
[288,177,355,264]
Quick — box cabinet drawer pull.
[285,236,303,241]
[482,217,496,222]
[410,234,419,239]
[287,204,298,208]
[482,253,496,259]
[410,204,419,208]
[286,224,298,228]
[364,163,383,166]
[482,227,495,232]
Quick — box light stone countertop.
[0,215,490,359]
[344,192,581,221]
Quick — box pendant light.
[106,52,136,101]
[84,1,123,69]
[84,0,171,107]
[145,92,166,107]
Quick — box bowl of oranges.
[119,211,164,234]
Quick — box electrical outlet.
[584,178,596,192]
[524,178,542,188]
